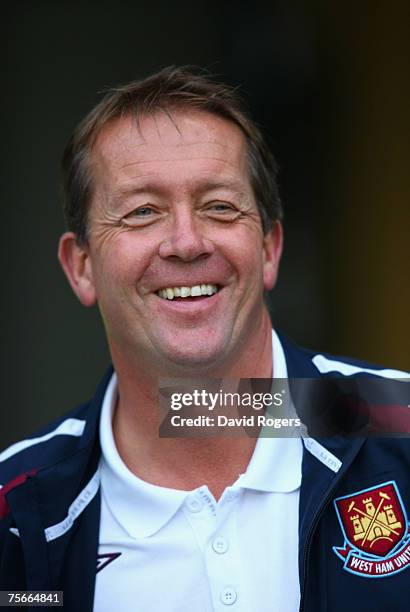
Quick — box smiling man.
[61,108,280,376]
[0,67,409,612]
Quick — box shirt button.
[220,588,237,605]
[186,497,203,513]
[212,537,229,554]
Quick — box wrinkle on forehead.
[119,151,241,172]
[120,148,236,172]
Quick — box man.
[0,67,409,611]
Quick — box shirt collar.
[99,328,301,538]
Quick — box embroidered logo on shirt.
[333,481,410,577]
[96,553,122,573]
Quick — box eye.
[131,206,154,216]
[122,205,159,226]
[209,203,234,211]
[203,201,241,221]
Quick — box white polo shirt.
[94,330,302,612]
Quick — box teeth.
[157,284,219,300]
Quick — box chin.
[157,337,230,373]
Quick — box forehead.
[90,109,250,192]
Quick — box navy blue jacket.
[1,334,409,611]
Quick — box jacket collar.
[277,332,323,378]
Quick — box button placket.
[185,487,244,609]
[204,496,244,610]
[184,489,219,554]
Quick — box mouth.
[156,284,220,301]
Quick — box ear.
[58,232,97,306]
[262,220,283,291]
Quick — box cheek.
[222,241,266,289]
[94,234,156,292]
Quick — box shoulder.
[0,401,96,489]
[277,331,409,379]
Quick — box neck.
[110,311,273,499]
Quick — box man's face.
[69,109,281,372]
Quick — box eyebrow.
[111,178,249,201]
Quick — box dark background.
[2,1,409,449]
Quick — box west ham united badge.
[333,481,410,577]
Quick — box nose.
[158,207,215,261]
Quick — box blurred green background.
[2,1,409,448]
